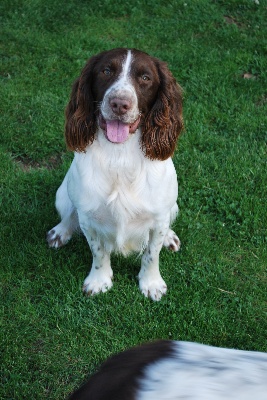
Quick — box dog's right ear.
[65,56,98,152]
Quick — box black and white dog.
[68,340,267,399]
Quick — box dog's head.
[65,48,183,160]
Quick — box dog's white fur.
[49,130,179,300]
[138,341,267,399]
[48,50,180,301]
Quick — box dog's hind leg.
[47,172,79,248]
[163,203,181,252]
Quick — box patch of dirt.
[223,15,244,28]
[242,72,257,80]
[241,72,257,81]
[14,154,63,171]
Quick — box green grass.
[1,0,267,398]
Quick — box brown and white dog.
[47,48,183,301]
[68,340,267,400]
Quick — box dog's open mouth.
[99,114,141,143]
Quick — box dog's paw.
[47,224,72,248]
[163,229,181,252]
[138,274,167,301]
[83,269,113,296]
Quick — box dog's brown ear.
[65,56,99,152]
[141,60,183,160]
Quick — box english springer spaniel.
[47,48,183,301]
[68,340,267,399]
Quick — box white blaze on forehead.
[110,50,133,90]
[121,50,132,80]
[103,49,134,97]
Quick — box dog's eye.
[103,67,112,76]
[142,74,150,81]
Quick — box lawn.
[1,0,267,398]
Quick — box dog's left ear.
[141,60,183,161]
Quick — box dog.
[67,340,267,399]
[47,48,183,301]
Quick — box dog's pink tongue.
[106,120,129,143]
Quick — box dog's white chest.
[66,138,177,254]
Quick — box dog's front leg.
[138,219,170,301]
[81,226,113,296]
